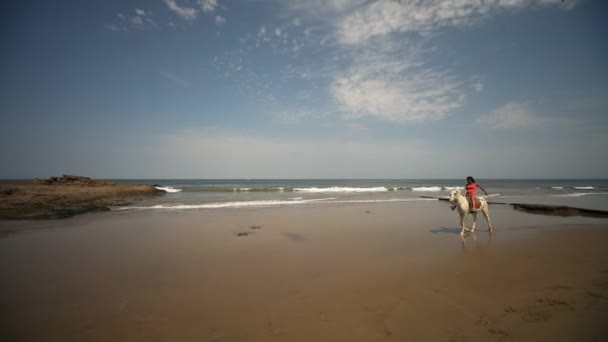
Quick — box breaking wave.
[294,187,389,193]
[114,197,434,211]
[155,186,182,193]
[411,186,443,192]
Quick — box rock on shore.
[0,175,163,219]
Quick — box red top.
[466,183,477,196]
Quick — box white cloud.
[475,102,540,129]
[164,0,198,21]
[285,0,367,16]
[473,82,484,93]
[258,25,267,37]
[131,16,143,25]
[106,9,157,31]
[200,0,218,13]
[335,0,575,45]
[215,15,226,25]
[330,46,467,123]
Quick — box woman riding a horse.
[449,177,493,234]
[451,176,488,211]
[465,176,488,210]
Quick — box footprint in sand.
[504,306,517,313]
[592,278,608,290]
[475,316,490,327]
[522,310,551,322]
[586,290,606,299]
[536,296,576,310]
[521,296,575,322]
[250,225,262,230]
[236,232,250,237]
[488,328,512,339]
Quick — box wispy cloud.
[335,0,576,45]
[164,0,198,21]
[164,0,220,21]
[160,71,191,88]
[279,0,572,125]
[475,102,540,129]
[215,15,226,25]
[330,42,467,123]
[200,0,219,13]
[105,8,158,32]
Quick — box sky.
[1,0,607,179]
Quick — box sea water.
[116,179,608,212]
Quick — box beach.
[1,200,607,341]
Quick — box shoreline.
[2,175,607,221]
[0,175,163,220]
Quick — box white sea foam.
[116,197,435,211]
[551,187,564,190]
[289,197,303,200]
[573,186,595,190]
[411,186,442,192]
[121,198,336,210]
[155,186,182,193]
[330,198,436,204]
[552,192,606,198]
[294,187,388,193]
[234,187,285,192]
[480,193,500,198]
[442,186,460,191]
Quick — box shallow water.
[114,179,608,212]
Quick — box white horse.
[449,188,493,235]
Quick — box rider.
[451,176,489,211]
[465,176,488,211]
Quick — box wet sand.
[1,201,607,341]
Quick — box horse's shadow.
[429,227,463,235]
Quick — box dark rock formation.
[0,176,163,219]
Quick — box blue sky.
[1,0,607,179]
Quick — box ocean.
[116,179,608,212]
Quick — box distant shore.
[0,175,162,219]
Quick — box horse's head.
[449,188,463,204]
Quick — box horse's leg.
[471,212,478,232]
[482,204,493,231]
[460,211,469,234]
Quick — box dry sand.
[1,201,607,341]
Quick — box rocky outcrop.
[0,175,163,219]
[511,203,608,218]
